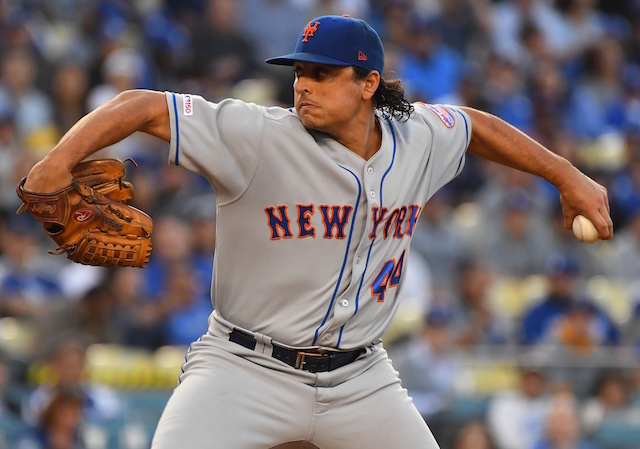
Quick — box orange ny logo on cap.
[302,21,320,42]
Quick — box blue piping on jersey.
[453,108,469,176]
[312,165,361,347]
[172,93,180,165]
[337,114,397,347]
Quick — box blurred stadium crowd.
[0,0,640,448]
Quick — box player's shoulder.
[217,98,300,124]
[412,102,466,128]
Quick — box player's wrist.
[23,159,73,193]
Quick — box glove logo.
[30,202,57,214]
[73,209,94,222]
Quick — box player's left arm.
[459,106,613,240]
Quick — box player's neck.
[332,113,382,161]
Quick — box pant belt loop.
[252,331,272,355]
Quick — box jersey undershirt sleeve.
[165,92,265,203]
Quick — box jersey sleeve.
[414,103,471,201]
[165,92,264,202]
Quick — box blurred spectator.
[0,349,22,423]
[487,364,551,449]
[563,36,626,143]
[36,280,120,346]
[396,15,466,103]
[531,391,603,449]
[449,258,511,349]
[369,0,411,46]
[581,370,638,436]
[239,0,312,66]
[160,261,212,347]
[410,188,472,296]
[0,92,33,211]
[395,250,433,327]
[544,299,619,353]
[86,46,152,160]
[553,0,606,66]
[390,308,459,442]
[436,0,490,58]
[0,48,57,158]
[519,253,619,346]
[489,0,565,65]
[143,214,210,299]
[519,256,620,396]
[51,61,90,134]
[87,47,146,106]
[482,52,535,132]
[608,136,640,229]
[22,333,123,427]
[188,0,257,101]
[601,206,640,280]
[476,164,554,222]
[306,0,370,20]
[477,187,553,278]
[186,198,217,297]
[0,213,65,319]
[529,60,569,145]
[17,387,86,449]
[109,267,164,349]
[452,421,496,449]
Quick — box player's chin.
[298,113,325,132]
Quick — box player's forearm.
[49,89,170,168]
[461,106,613,239]
[25,89,170,192]
[460,107,574,187]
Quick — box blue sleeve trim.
[172,93,180,165]
[453,107,470,149]
[452,107,470,176]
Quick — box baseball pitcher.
[20,15,612,449]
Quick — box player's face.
[293,62,366,132]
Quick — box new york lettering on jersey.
[264,203,421,240]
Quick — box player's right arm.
[24,89,170,193]
[460,106,613,240]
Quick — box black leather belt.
[229,328,364,373]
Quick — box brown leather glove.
[16,158,153,268]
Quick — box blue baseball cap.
[265,15,385,75]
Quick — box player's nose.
[294,76,311,95]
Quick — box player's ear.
[362,70,380,101]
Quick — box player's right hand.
[23,158,74,193]
[556,168,613,241]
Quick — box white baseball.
[572,215,599,243]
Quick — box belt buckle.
[295,351,324,370]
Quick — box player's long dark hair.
[353,67,414,122]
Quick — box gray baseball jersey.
[152,92,470,449]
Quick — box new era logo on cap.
[265,15,385,75]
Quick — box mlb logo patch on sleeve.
[183,94,193,116]
[425,104,455,128]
